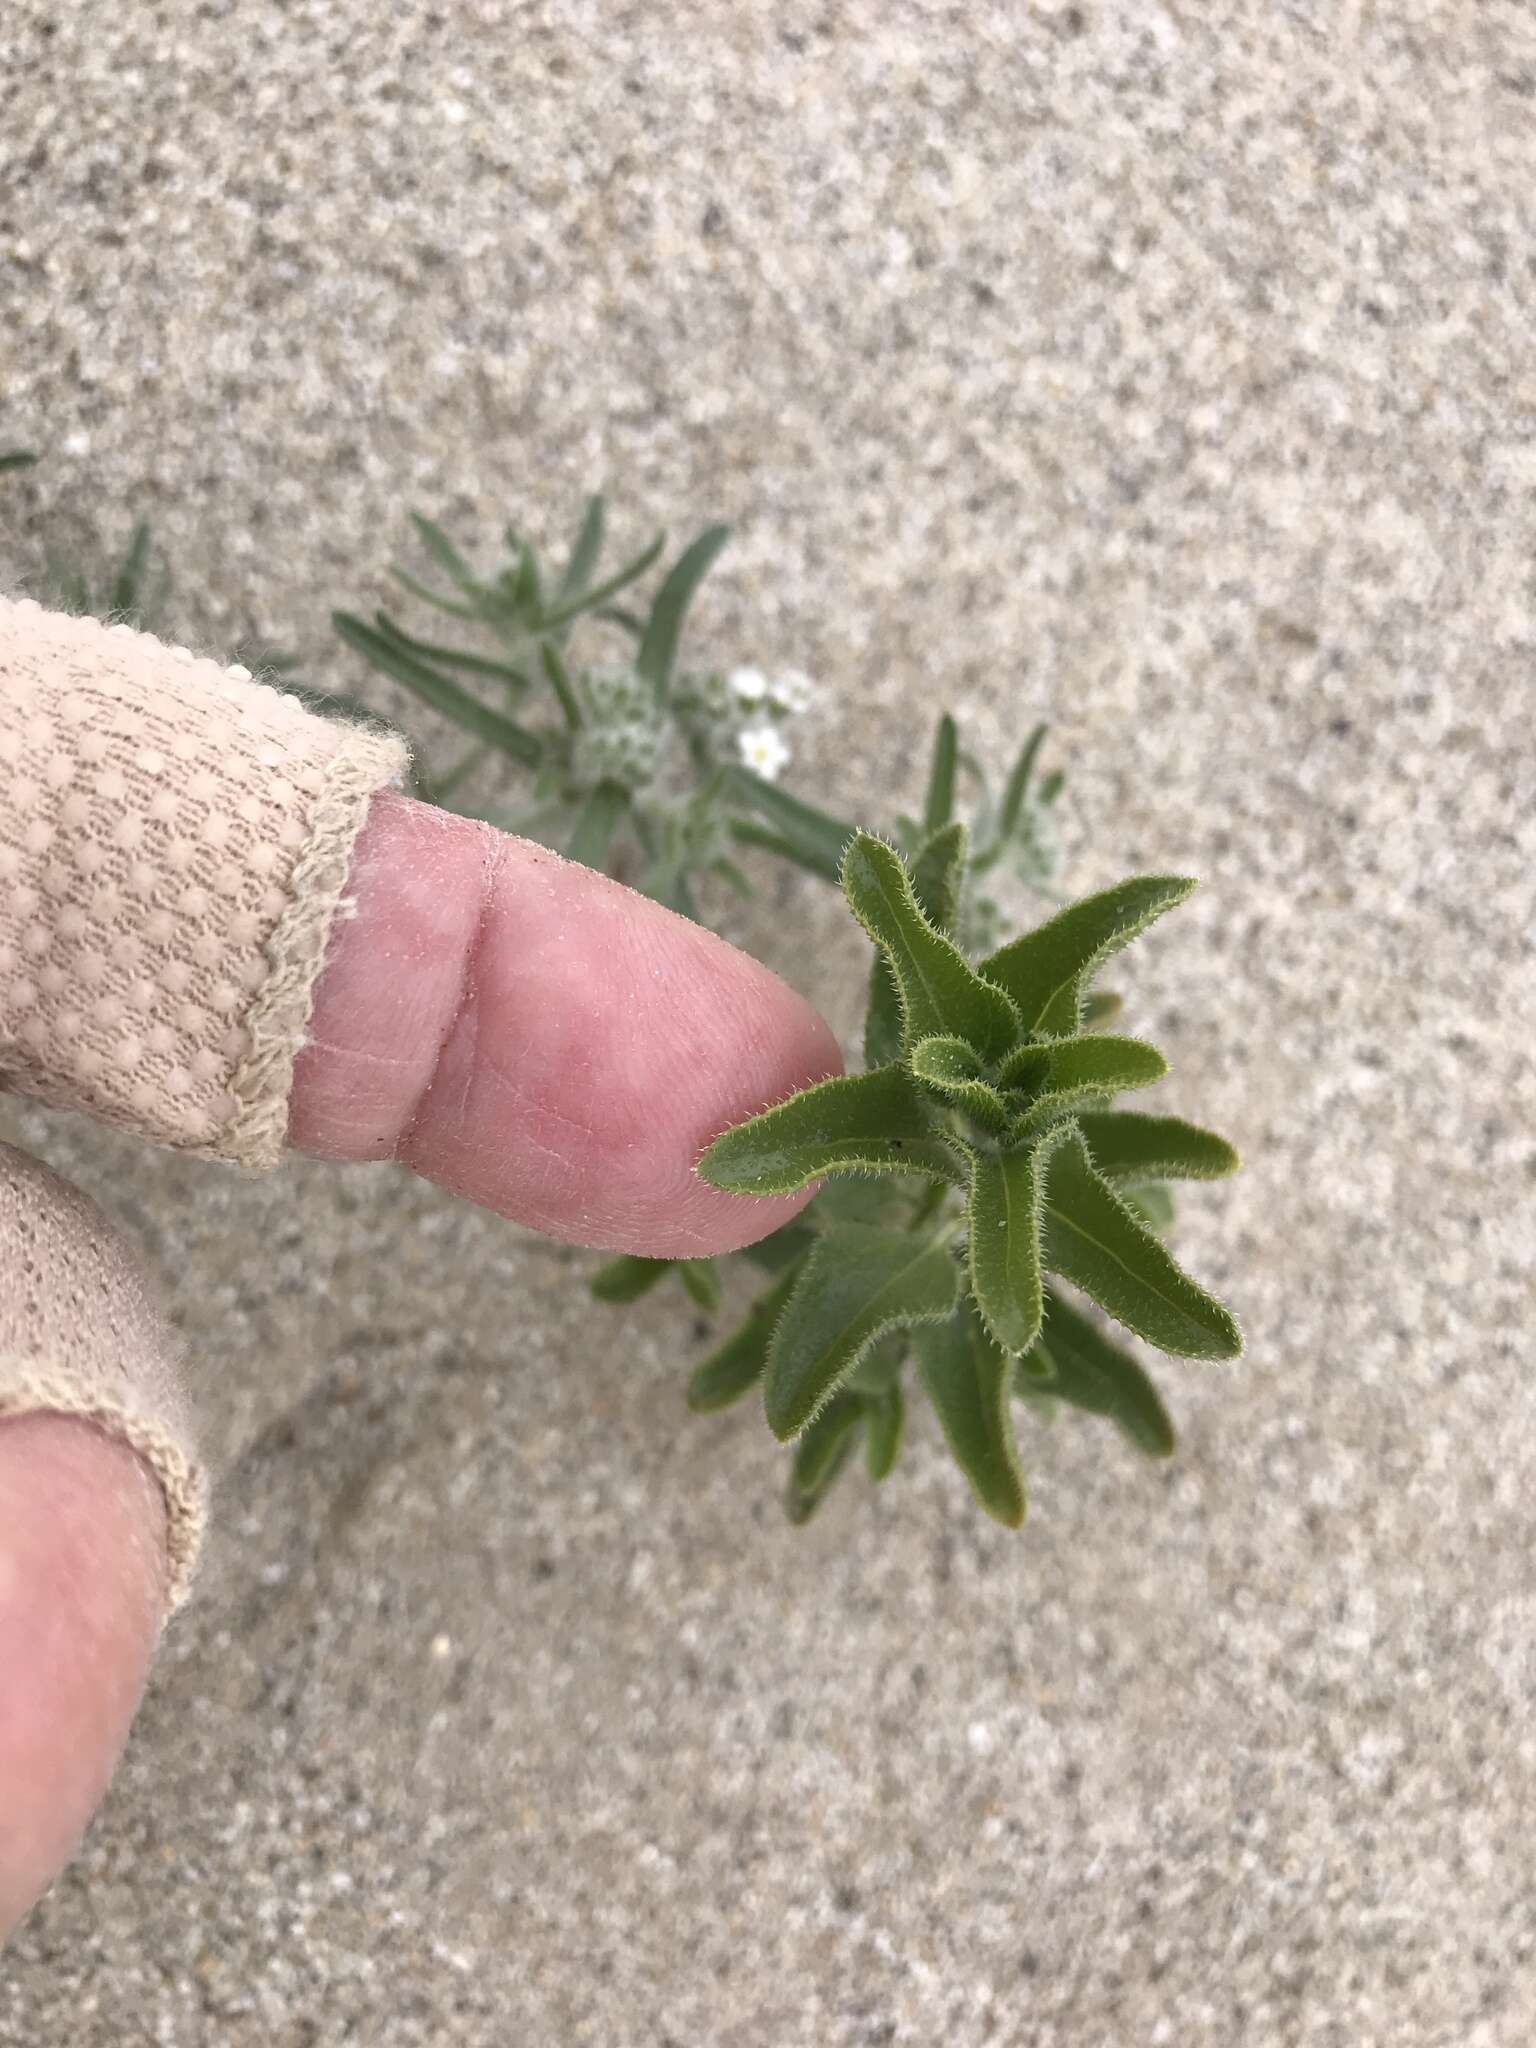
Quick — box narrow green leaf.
[109,520,153,617]
[842,833,1020,1061]
[728,771,855,884]
[699,1066,964,1197]
[1036,1286,1175,1455]
[1075,1111,1239,1184]
[764,1224,961,1439]
[916,1306,1026,1527]
[333,612,543,765]
[679,1258,722,1312]
[1010,1036,1169,1137]
[1081,989,1123,1030]
[980,876,1196,1036]
[0,449,39,473]
[410,513,485,595]
[923,713,959,832]
[864,1380,905,1480]
[566,781,629,868]
[966,1137,1063,1354]
[909,1035,1012,1134]
[371,614,533,692]
[540,641,583,728]
[740,1219,817,1275]
[864,958,906,1070]
[557,497,607,601]
[1037,770,1064,806]
[591,1254,675,1303]
[391,566,485,620]
[636,525,730,693]
[686,1268,801,1412]
[909,821,968,936]
[1042,1133,1241,1360]
[999,722,1048,840]
[785,1393,864,1523]
[541,531,667,632]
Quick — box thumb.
[0,1144,198,1942]
[0,1413,167,1942]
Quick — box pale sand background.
[3,4,1535,2043]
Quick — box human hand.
[0,787,838,1939]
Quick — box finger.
[0,1415,167,1942]
[288,792,842,1256]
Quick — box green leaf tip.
[764,1224,961,1440]
[697,1066,965,1197]
[980,875,1197,1036]
[1042,1133,1241,1361]
[841,831,1019,1061]
[917,1305,1027,1527]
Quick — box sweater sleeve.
[0,595,410,1607]
[0,594,408,1165]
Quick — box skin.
[0,791,839,1941]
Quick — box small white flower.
[770,667,817,715]
[737,723,791,781]
[727,664,769,706]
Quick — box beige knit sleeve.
[0,1142,205,1605]
[0,596,409,1605]
[0,594,408,1165]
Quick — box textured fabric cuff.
[0,1142,204,1609]
[0,596,409,1168]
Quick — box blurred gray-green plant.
[332,498,1069,930]
[333,499,847,918]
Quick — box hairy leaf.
[699,1066,964,1197]
[590,1253,675,1304]
[864,1381,905,1481]
[980,876,1196,1036]
[909,1035,1012,1134]
[686,1268,802,1412]
[1042,1134,1241,1360]
[1010,1036,1169,1136]
[1035,1287,1175,1456]
[1075,1111,1239,1183]
[842,833,1020,1060]
[917,1306,1026,1527]
[764,1225,961,1439]
[967,1140,1060,1354]
[679,1258,722,1313]
[637,525,730,692]
[909,821,968,935]
[785,1394,864,1522]
[740,1219,817,1275]
[923,713,959,832]
[864,956,906,1070]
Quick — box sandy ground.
[2,3,1534,2043]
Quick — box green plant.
[601,793,1241,1528]
[333,498,866,916]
